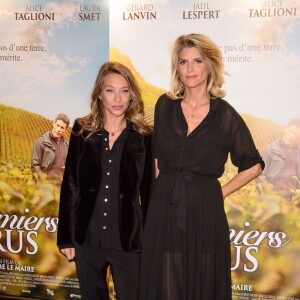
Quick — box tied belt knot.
[160,169,202,232]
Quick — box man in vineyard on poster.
[31,113,70,185]
[257,118,300,203]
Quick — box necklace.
[190,101,199,118]
[183,99,199,118]
[183,95,210,118]
[105,120,126,136]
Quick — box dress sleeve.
[228,108,264,173]
[152,95,166,159]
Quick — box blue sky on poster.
[110,0,300,125]
[0,0,109,124]
[0,0,299,125]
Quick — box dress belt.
[160,169,203,232]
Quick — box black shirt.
[85,126,128,249]
[154,94,264,176]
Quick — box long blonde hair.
[77,62,152,135]
[167,33,226,99]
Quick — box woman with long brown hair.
[57,62,152,300]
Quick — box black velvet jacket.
[57,120,152,252]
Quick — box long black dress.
[139,94,264,300]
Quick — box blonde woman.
[57,62,152,300]
[139,34,264,300]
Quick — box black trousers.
[75,244,141,300]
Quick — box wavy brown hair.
[77,62,152,136]
[167,33,226,99]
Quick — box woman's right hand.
[60,247,75,261]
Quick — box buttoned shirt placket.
[102,135,111,232]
